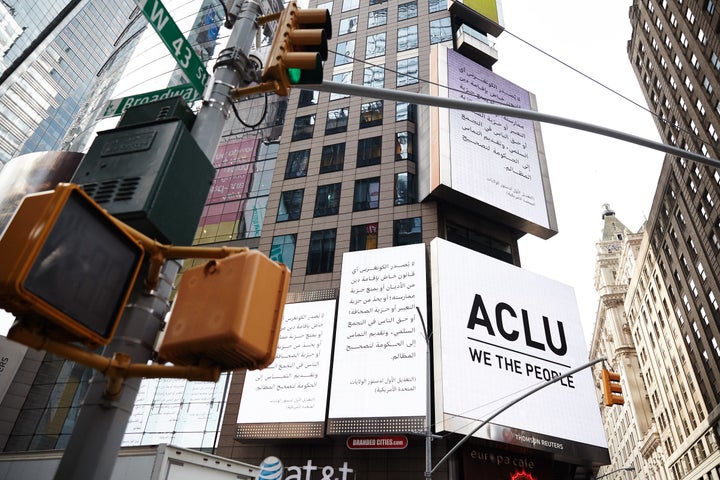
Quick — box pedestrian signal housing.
[159,250,290,371]
[0,184,144,347]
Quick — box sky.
[492,0,663,344]
[0,1,664,343]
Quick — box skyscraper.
[0,0,136,166]
[590,1,720,479]
[204,1,605,479]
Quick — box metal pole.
[310,81,720,170]
[191,0,263,158]
[53,260,180,480]
[429,357,606,476]
[414,308,434,480]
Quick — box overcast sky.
[493,0,663,343]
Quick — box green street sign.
[100,84,200,119]
[133,0,210,92]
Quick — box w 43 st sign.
[134,0,209,92]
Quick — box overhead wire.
[501,27,711,155]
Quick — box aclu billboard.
[430,238,609,465]
[419,46,558,239]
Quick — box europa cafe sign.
[462,444,553,480]
[430,238,608,464]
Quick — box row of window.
[334,18,451,64]
[286,133,415,179]
[291,106,417,149]
[270,217,422,274]
[298,91,417,125]
[278,172,417,222]
[330,0,447,20]
[330,58,420,95]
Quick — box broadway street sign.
[100,84,200,119]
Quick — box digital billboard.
[236,300,336,438]
[430,238,608,465]
[327,244,427,434]
[419,46,558,239]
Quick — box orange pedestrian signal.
[158,250,290,371]
[601,369,624,406]
[0,184,144,347]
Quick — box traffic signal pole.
[191,0,263,158]
[53,260,180,480]
[53,2,262,478]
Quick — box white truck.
[0,443,260,480]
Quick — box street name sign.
[133,0,209,92]
[100,84,200,119]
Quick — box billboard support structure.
[428,357,606,477]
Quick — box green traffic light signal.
[287,55,324,85]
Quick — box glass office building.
[0,0,136,166]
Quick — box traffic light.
[261,2,332,96]
[601,369,625,406]
[0,184,144,347]
[158,250,291,371]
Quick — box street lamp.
[596,467,636,479]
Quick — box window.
[396,102,416,122]
[699,28,707,45]
[398,25,418,50]
[394,172,417,205]
[350,223,378,251]
[326,108,349,134]
[396,131,415,160]
[398,1,417,20]
[342,0,358,12]
[447,222,513,263]
[430,17,452,44]
[285,149,309,178]
[307,229,336,274]
[339,16,358,34]
[369,0,386,5]
[366,32,386,58]
[292,114,315,141]
[360,100,384,128]
[368,8,387,27]
[428,0,446,12]
[330,71,352,100]
[335,40,355,65]
[363,65,385,88]
[314,183,341,216]
[703,76,713,94]
[298,90,319,107]
[277,189,304,222]
[397,57,418,86]
[357,136,382,167]
[394,217,422,246]
[320,143,345,173]
[270,234,297,270]
[353,177,380,210]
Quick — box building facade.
[206,1,602,479]
[0,0,137,166]
[589,208,668,480]
[590,1,720,480]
